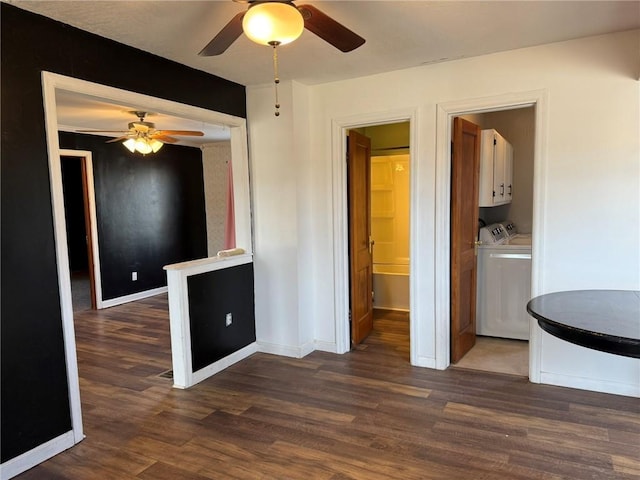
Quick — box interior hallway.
[16,297,640,479]
[71,272,91,312]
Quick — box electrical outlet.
[225,313,232,327]
[132,271,137,281]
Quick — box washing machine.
[476,222,532,340]
[500,220,532,246]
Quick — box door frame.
[434,90,549,380]
[332,108,418,362]
[60,150,103,309]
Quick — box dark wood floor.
[17,299,640,479]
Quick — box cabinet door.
[504,142,513,202]
[478,130,512,207]
[478,130,496,207]
[492,132,506,205]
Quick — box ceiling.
[6,0,639,144]
[55,90,232,146]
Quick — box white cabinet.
[479,129,513,207]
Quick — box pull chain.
[270,41,281,117]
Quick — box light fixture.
[123,136,163,155]
[242,2,304,46]
[242,2,305,117]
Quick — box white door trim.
[331,109,419,364]
[434,89,549,379]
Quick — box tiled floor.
[453,336,529,376]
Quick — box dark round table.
[526,290,640,358]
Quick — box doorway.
[434,89,548,379]
[42,71,253,450]
[60,151,101,312]
[347,122,411,356]
[451,107,535,376]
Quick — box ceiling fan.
[77,111,204,154]
[198,0,366,56]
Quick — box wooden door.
[80,157,97,309]
[348,130,374,345]
[450,118,481,363]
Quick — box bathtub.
[372,263,410,311]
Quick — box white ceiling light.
[242,2,304,46]
[123,136,163,155]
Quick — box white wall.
[247,81,316,357]
[247,30,640,396]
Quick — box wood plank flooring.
[17,300,640,479]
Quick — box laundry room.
[456,106,535,376]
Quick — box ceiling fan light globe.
[242,2,304,46]
[123,138,137,153]
[135,138,153,155]
[149,139,164,153]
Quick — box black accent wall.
[1,3,246,463]
[188,263,256,371]
[59,132,207,300]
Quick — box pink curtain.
[224,160,236,249]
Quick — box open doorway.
[60,151,100,312]
[347,122,411,359]
[449,107,535,376]
[42,71,253,450]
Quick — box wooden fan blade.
[76,129,129,133]
[298,4,365,53]
[155,130,204,136]
[105,136,131,143]
[151,135,178,143]
[199,11,245,56]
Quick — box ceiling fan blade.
[151,135,178,143]
[76,129,129,133]
[105,136,131,143]
[155,130,204,136]
[298,4,365,53]
[199,11,245,56]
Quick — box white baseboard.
[540,372,640,398]
[100,286,167,309]
[0,431,76,480]
[174,342,259,389]
[299,341,315,357]
[413,355,437,369]
[257,341,314,358]
[314,341,339,354]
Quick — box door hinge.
[493,138,497,145]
